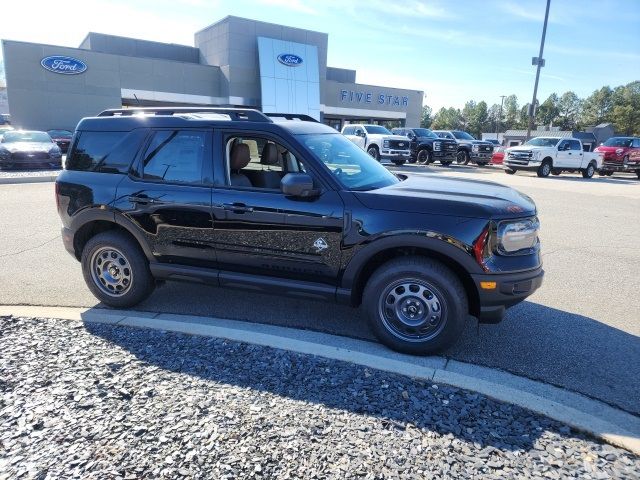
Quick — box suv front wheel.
[363,257,467,355]
[81,231,155,308]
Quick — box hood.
[508,145,542,152]
[418,136,455,143]
[456,139,492,146]
[1,142,54,153]
[354,175,536,219]
[380,134,411,141]
[594,145,626,153]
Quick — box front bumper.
[381,150,411,162]
[0,154,62,170]
[433,151,457,160]
[504,159,541,171]
[471,266,544,323]
[470,151,493,162]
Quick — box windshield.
[301,133,400,191]
[524,137,560,147]
[603,137,633,147]
[364,125,392,135]
[47,130,72,137]
[452,131,475,140]
[1,131,52,143]
[412,128,437,138]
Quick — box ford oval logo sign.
[41,56,87,75]
[277,54,303,67]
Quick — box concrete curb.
[0,175,58,185]
[2,304,639,454]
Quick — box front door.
[555,139,572,167]
[211,132,345,284]
[114,128,215,267]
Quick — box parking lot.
[0,164,639,417]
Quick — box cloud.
[500,1,565,24]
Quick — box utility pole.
[498,95,506,143]
[526,0,551,141]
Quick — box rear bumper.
[61,227,76,258]
[471,266,544,323]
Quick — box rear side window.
[142,130,206,184]
[67,130,146,173]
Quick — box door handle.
[128,195,161,205]
[222,202,254,213]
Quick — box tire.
[504,168,517,175]
[582,162,596,179]
[408,156,417,164]
[416,148,432,165]
[362,256,467,355]
[636,170,640,179]
[440,160,453,166]
[81,230,155,308]
[367,145,380,161]
[537,160,552,177]
[456,150,470,165]
[477,162,488,167]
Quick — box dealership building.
[1,16,423,132]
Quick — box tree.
[580,86,613,126]
[420,105,433,128]
[536,93,559,126]
[556,91,582,130]
[468,101,489,138]
[610,82,640,135]
[461,100,477,130]
[487,103,501,133]
[503,95,519,130]
[431,107,463,130]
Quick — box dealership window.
[142,130,206,184]
[66,130,146,173]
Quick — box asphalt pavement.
[0,165,638,415]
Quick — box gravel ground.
[1,316,638,480]
[0,169,60,178]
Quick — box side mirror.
[355,129,364,137]
[407,132,415,139]
[281,173,318,198]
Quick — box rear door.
[114,128,215,268]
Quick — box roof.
[504,129,571,138]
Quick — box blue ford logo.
[277,54,303,67]
[41,56,87,75]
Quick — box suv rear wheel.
[81,231,155,308]
[363,257,467,355]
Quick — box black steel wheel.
[363,257,467,355]
[416,149,432,165]
[456,150,470,165]
[81,231,155,308]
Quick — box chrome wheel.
[378,279,446,342]
[90,247,133,297]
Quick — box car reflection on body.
[0,130,62,170]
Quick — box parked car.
[342,124,410,165]
[55,107,543,355]
[0,130,62,169]
[432,130,494,165]
[594,137,640,178]
[486,139,501,146]
[391,127,457,165]
[47,129,73,153]
[491,146,506,165]
[504,137,603,178]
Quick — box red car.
[491,146,505,165]
[47,129,73,154]
[594,137,640,178]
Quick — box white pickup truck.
[504,137,603,178]
[341,124,411,165]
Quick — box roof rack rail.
[264,113,319,123]
[97,107,272,122]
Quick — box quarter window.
[142,130,206,184]
[67,131,145,173]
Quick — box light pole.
[497,95,506,143]
[526,0,551,141]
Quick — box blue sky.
[1,0,639,110]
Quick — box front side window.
[301,133,399,191]
[570,140,582,151]
[452,131,475,140]
[142,130,206,184]
[343,126,355,135]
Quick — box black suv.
[56,108,543,354]
[392,127,458,166]
[432,130,495,166]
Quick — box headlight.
[472,144,479,152]
[497,217,539,254]
[616,148,624,155]
[531,151,541,160]
[434,141,441,151]
[0,148,9,160]
[383,140,390,148]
